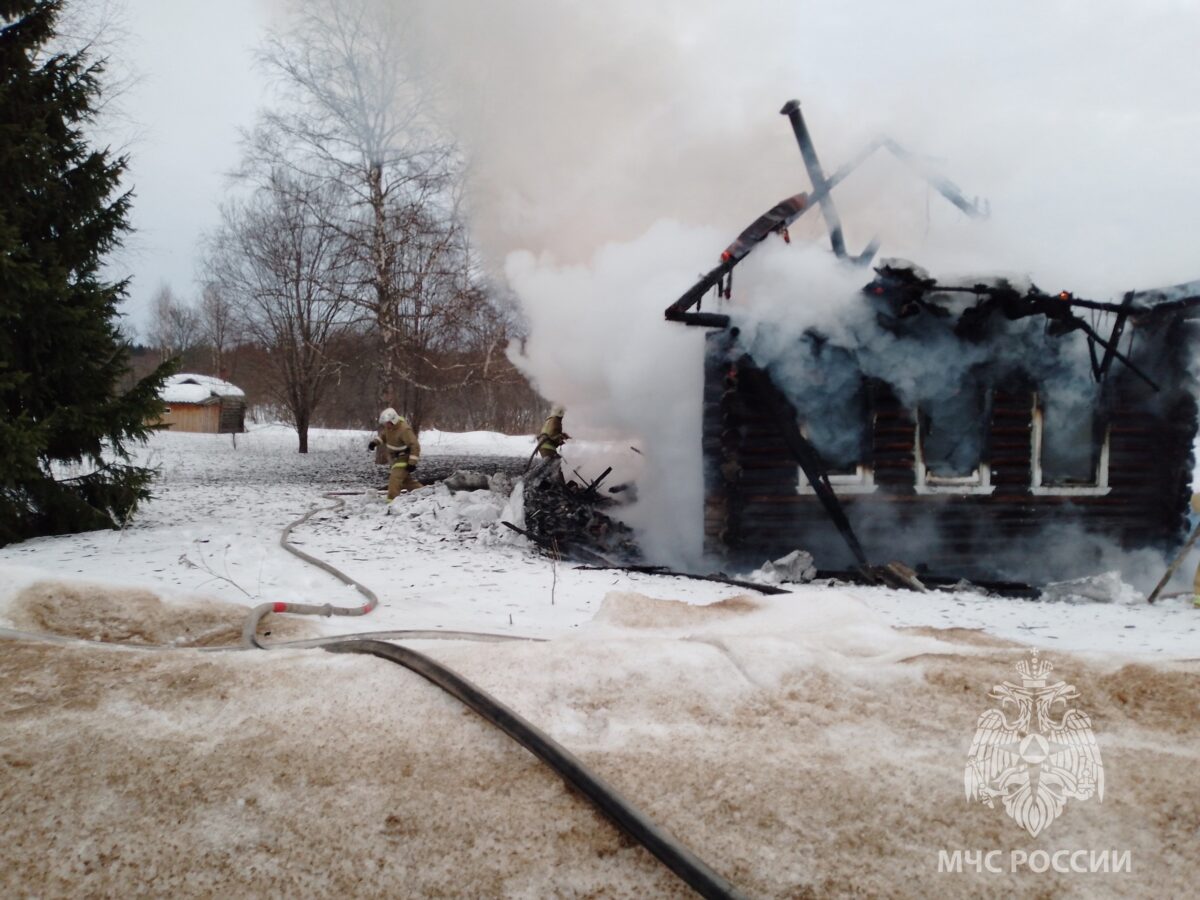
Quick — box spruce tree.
[0,0,174,545]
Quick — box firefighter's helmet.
[379,407,401,426]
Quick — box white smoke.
[729,242,1110,465]
[254,0,1200,283]
[505,222,720,566]
[259,0,1200,570]
[398,0,1200,286]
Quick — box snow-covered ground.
[3,425,1196,654]
[2,426,741,641]
[2,426,1198,897]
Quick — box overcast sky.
[109,0,1200,335]
[115,0,271,337]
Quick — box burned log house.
[669,101,1200,587]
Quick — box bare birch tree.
[206,173,353,452]
[147,284,200,362]
[253,0,462,426]
[198,283,238,376]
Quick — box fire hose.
[323,639,743,900]
[246,492,747,898]
[5,489,744,897]
[239,492,380,647]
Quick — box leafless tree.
[217,0,545,435]
[198,283,239,376]
[147,284,200,362]
[205,172,354,452]
[253,0,463,425]
[50,0,139,117]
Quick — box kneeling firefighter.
[369,407,422,499]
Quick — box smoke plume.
[264,0,1200,572]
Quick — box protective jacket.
[536,415,567,458]
[377,418,421,465]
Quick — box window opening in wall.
[915,385,993,494]
[793,364,875,494]
[1031,393,1110,495]
[797,418,877,493]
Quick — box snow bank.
[391,483,511,534]
[1040,571,1145,605]
[0,577,315,646]
[138,424,533,458]
[419,429,534,457]
[5,425,1199,656]
[2,590,1196,897]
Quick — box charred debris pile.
[505,458,641,566]
[668,99,1200,594]
[507,460,799,596]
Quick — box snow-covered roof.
[160,373,245,405]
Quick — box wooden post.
[1147,522,1200,604]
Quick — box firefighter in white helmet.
[369,407,422,499]
[536,404,570,459]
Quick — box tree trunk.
[368,162,399,412]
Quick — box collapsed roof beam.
[781,101,988,260]
[780,100,847,259]
[1075,316,1159,391]
[870,138,985,219]
[666,99,988,327]
[814,136,987,220]
[1093,292,1135,381]
[934,283,1200,316]
[732,355,927,590]
[736,354,871,571]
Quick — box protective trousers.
[387,457,422,499]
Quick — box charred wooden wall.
[703,330,1197,583]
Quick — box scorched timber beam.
[734,355,872,572]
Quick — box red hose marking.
[273,602,288,613]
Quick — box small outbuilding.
[156,374,246,434]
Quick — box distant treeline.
[126,338,544,435]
